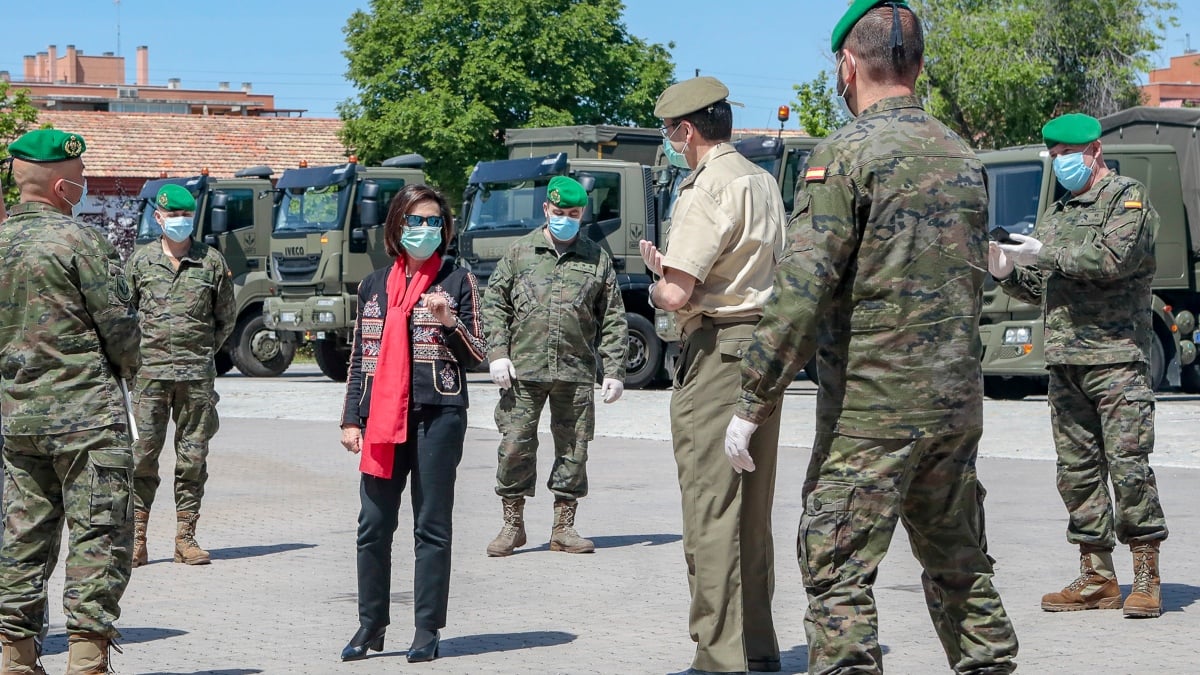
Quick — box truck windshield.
[137,201,163,241]
[465,181,548,231]
[275,184,349,232]
[987,162,1043,236]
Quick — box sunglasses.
[403,214,444,228]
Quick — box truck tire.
[214,350,235,377]
[624,312,663,390]
[232,314,295,378]
[1149,332,1166,391]
[314,339,350,382]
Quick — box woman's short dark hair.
[844,5,924,86]
[383,183,455,258]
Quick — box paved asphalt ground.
[27,365,1200,674]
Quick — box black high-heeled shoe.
[341,626,386,661]
[406,629,440,663]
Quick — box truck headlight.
[1002,327,1032,345]
[315,311,337,324]
[656,314,669,332]
[280,311,298,324]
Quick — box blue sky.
[2,1,1199,129]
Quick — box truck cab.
[262,155,426,381]
[979,143,1193,397]
[134,167,285,377]
[458,151,666,388]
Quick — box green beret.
[831,0,910,52]
[8,129,86,163]
[156,184,196,212]
[654,76,730,119]
[1041,113,1102,148]
[546,176,588,209]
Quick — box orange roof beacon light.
[159,171,168,178]
[349,155,359,164]
[299,160,308,168]
[776,104,791,139]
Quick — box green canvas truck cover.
[505,125,662,166]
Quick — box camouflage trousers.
[800,429,1018,674]
[0,424,133,640]
[132,377,219,514]
[1048,362,1168,548]
[493,380,593,500]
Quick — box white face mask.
[62,178,88,218]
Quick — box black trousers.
[356,405,466,632]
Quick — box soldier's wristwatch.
[648,282,660,310]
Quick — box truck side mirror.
[350,227,368,253]
[210,192,229,234]
[359,181,381,227]
[574,173,596,193]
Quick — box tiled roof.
[36,111,349,179]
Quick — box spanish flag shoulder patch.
[805,167,827,182]
[1123,200,1143,209]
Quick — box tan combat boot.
[550,499,594,554]
[486,497,527,557]
[132,510,149,568]
[1,637,47,675]
[64,635,115,675]
[1123,541,1162,618]
[174,511,211,565]
[1041,546,1122,611]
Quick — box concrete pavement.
[25,366,1200,673]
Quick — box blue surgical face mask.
[1052,150,1094,193]
[162,215,195,242]
[662,137,690,170]
[547,214,581,241]
[63,178,88,218]
[401,225,442,260]
[835,52,856,119]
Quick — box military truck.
[134,167,292,377]
[979,113,1200,398]
[261,156,427,381]
[458,125,668,389]
[653,134,822,378]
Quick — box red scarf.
[360,253,440,478]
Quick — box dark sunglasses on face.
[403,214,444,228]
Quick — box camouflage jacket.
[482,227,627,384]
[736,95,986,439]
[126,238,236,380]
[999,172,1156,366]
[0,202,141,435]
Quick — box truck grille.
[272,253,322,283]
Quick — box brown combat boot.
[64,635,116,675]
[132,510,149,568]
[550,499,594,554]
[1041,546,1122,611]
[174,511,211,565]
[486,497,527,557]
[0,637,47,675]
[1123,541,1162,618]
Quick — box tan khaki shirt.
[662,143,785,337]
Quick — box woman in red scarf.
[338,184,486,663]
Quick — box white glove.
[998,233,1043,267]
[987,242,1014,279]
[601,378,624,403]
[489,358,516,389]
[723,415,759,473]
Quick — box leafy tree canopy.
[1,82,39,208]
[791,70,848,137]
[339,0,674,202]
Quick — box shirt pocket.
[182,268,216,317]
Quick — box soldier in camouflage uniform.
[0,129,141,674]
[125,184,235,568]
[481,175,627,557]
[993,113,1168,619]
[726,3,1019,673]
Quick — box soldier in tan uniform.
[639,77,786,675]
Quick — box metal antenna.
[115,0,122,56]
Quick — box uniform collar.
[680,142,737,189]
[7,202,67,218]
[532,225,587,255]
[1063,172,1118,207]
[155,237,204,264]
[857,94,924,118]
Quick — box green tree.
[914,0,1177,148]
[1,81,39,208]
[339,0,675,202]
[791,70,847,137]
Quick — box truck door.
[346,177,409,287]
[208,186,260,280]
